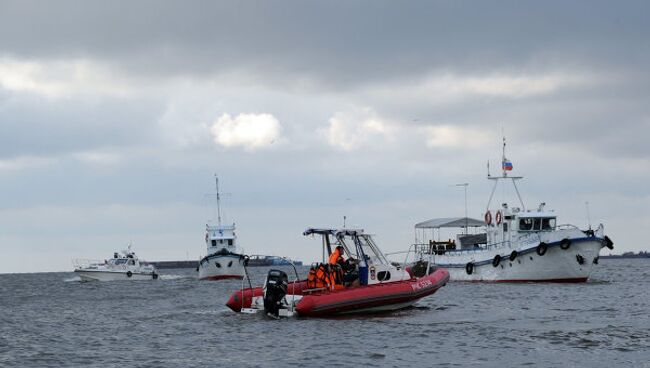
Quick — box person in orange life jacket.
[328,246,346,286]
[329,245,345,266]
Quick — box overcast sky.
[1,1,648,273]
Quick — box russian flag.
[502,159,513,171]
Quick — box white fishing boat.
[412,138,614,283]
[73,245,159,281]
[197,176,246,280]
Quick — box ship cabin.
[206,223,237,255]
[486,203,558,246]
[415,203,558,254]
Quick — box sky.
[1,1,649,273]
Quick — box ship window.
[533,218,542,231]
[503,222,508,232]
[519,218,533,231]
[228,239,233,246]
[115,259,127,265]
[541,218,556,230]
[211,240,217,247]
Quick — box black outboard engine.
[263,269,289,317]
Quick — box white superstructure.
[197,176,246,280]
[73,245,158,282]
[414,138,614,282]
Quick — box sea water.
[1,259,648,367]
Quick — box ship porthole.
[215,262,221,268]
[228,261,233,267]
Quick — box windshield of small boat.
[519,217,556,232]
[114,259,128,265]
[351,235,389,266]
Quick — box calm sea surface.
[1,259,649,367]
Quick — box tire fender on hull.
[509,251,518,261]
[492,255,501,267]
[560,238,572,250]
[603,236,614,250]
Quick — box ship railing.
[410,240,523,256]
[71,259,106,269]
[385,244,434,280]
[557,224,581,230]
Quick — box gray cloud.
[0,92,161,158]
[2,1,649,89]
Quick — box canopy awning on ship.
[415,217,485,229]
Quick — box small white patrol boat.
[197,176,246,280]
[73,245,159,281]
[413,139,614,283]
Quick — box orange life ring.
[495,210,503,225]
[484,210,493,225]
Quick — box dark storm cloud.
[2,0,649,88]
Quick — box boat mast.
[502,136,506,177]
[215,174,222,226]
[486,135,526,210]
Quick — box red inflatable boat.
[226,228,449,317]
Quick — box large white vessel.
[197,176,246,280]
[413,139,614,283]
[73,245,159,281]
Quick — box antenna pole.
[215,174,222,226]
[502,135,507,178]
[511,178,526,210]
[455,183,469,234]
[585,201,592,230]
[487,179,498,211]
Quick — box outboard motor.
[263,269,289,317]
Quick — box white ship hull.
[74,269,158,282]
[431,235,606,282]
[198,253,245,280]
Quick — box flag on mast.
[502,158,513,171]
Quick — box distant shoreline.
[600,252,650,259]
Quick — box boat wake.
[158,274,192,281]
